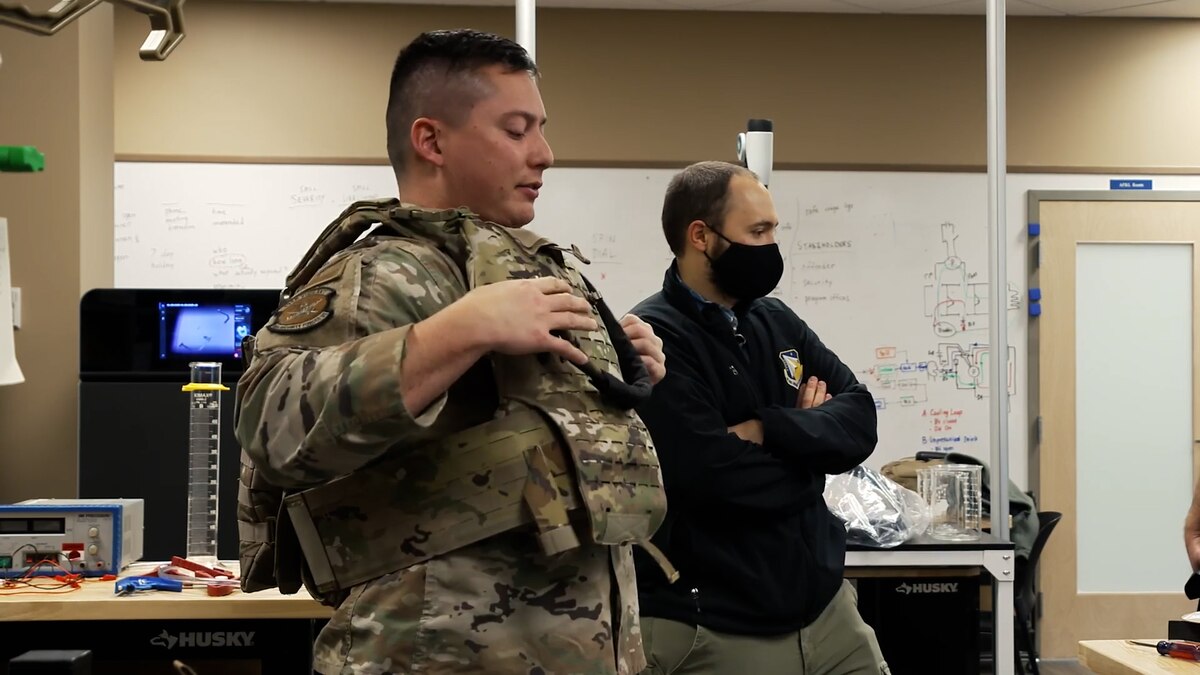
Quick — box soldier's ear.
[410,117,444,168]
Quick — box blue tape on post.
[1029,303,1042,317]
[1029,288,1041,302]
[1028,223,1040,237]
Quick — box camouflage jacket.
[235,203,655,675]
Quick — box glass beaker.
[917,463,982,541]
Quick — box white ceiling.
[299,0,1200,18]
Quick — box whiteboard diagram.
[859,219,1019,407]
[862,342,1017,411]
[934,342,1017,398]
[859,347,930,410]
[925,222,987,337]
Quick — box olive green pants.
[640,580,890,675]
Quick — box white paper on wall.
[0,218,25,386]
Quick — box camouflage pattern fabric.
[411,212,668,548]
[313,534,619,674]
[235,201,661,675]
[280,406,584,595]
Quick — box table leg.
[984,549,1017,675]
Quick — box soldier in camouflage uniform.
[234,29,670,675]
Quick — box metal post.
[517,0,535,63]
[986,0,1010,543]
[987,0,1013,671]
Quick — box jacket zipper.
[719,328,760,410]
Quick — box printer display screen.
[158,302,252,360]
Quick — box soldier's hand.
[468,277,597,365]
[796,376,833,409]
[620,314,666,385]
[1188,528,1200,573]
[1186,508,1200,572]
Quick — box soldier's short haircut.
[386,29,538,178]
[661,161,757,255]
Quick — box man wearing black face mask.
[631,161,888,674]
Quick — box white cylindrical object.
[741,119,774,188]
[517,0,536,63]
[744,132,773,188]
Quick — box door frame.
[1025,190,1200,657]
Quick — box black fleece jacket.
[631,263,878,635]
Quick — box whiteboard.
[112,161,1200,486]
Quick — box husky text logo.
[151,629,256,649]
[895,582,958,595]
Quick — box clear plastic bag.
[823,465,931,548]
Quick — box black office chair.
[1014,511,1063,675]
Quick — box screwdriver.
[1128,640,1200,660]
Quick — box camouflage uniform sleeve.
[235,239,467,489]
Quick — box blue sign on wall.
[1109,179,1153,190]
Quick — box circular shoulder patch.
[268,287,336,334]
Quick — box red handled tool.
[1128,640,1200,660]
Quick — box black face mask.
[704,225,784,301]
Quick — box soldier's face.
[438,66,555,228]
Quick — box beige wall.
[79,9,116,295]
[114,2,1200,171]
[0,7,114,503]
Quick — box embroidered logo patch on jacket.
[779,349,803,390]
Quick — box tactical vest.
[237,200,676,603]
